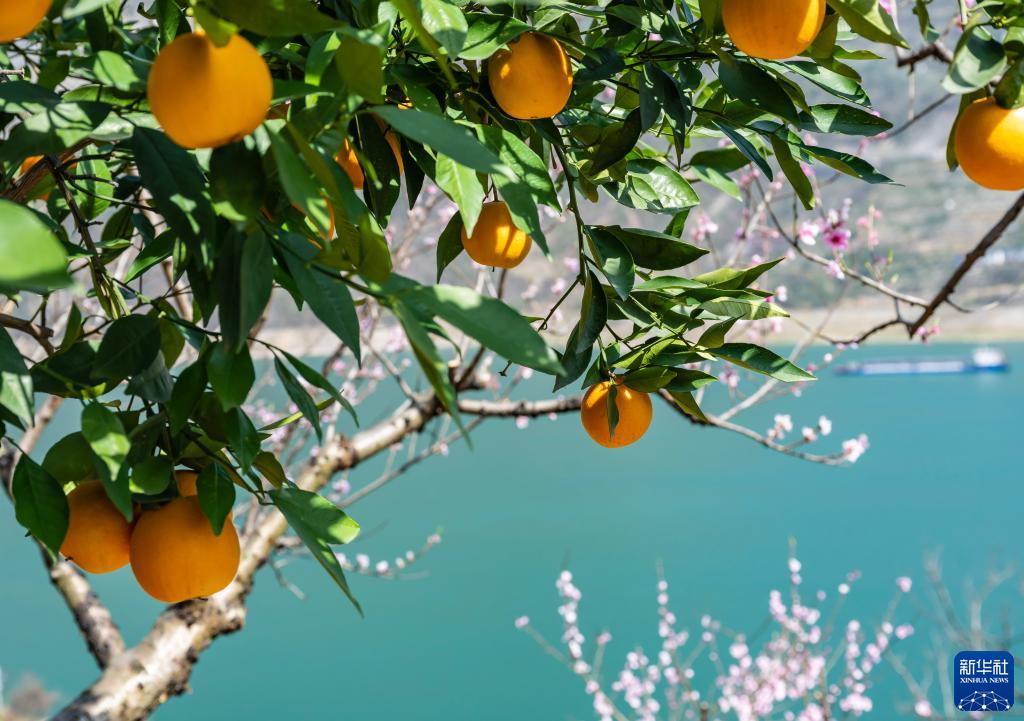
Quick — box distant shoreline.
[256,301,1024,359]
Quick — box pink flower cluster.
[518,556,913,720]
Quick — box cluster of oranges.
[7,3,1024,454]
[60,471,240,603]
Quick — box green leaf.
[125,232,175,283]
[207,0,341,35]
[334,28,386,103]
[943,26,1006,94]
[0,101,111,164]
[459,12,529,60]
[206,342,255,411]
[371,106,510,176]
[218,231,274,352]
[663,369,718,393]
[587,227,635,299]
[718,58,799,124]
[270,486,362,614]
[995,56,1024,110]
[129,455,173,495]
[601,225,708,270]
[710,343,815,382]
[800,143,893,184]
[132,128,216,247]
[168,359,207,434]
[478,126,554,254]
[435,154,484,235]
[476,125,559,208]
[274,356,323,440]
[589,109,643,174]
[0,327,33,428]
[94,314,162,381]
[829,0,908,47]
[713,121,773,179]
[196,463,236,536]
[699,297,788,320]
[769,136,815,210]
[554,270,606,391]
[669,390,709,423]
[617,159,700,213]
[80,404,132,519]
[268,127,333,238]
[698,318,738,348]
[280,242,362,362]
[210,142,267,220]
[436,212,464,282]
[392,298,463,430]
[93,51,143,93]
[42,433,95,487]
[402,285,563,375]
[0,200,71,293]
[621,366,675,392]
[224,407,261,473]
[799,104,892,136]
[694,258,782,288]
[12,455,68,556]
[421,0,468,56]
[282,351,358,425]
[273,487,361,544]
[254,451,287,488]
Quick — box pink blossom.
[514,615,530,629]
[896,576,912,593]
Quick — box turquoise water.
[1,342,1019,719]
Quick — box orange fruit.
[147,31,272,149]
[175,470,198,497]
[129,497,240,603]
[384,128,404,175]
[18,155,44,176]
[337,138,365,190]
[460,201,532,269]
[722,0,826,60]
[60,480,132,574]
[580,380,653,448]
[954,97,1024,191]
[487,32,573,120]
[0,0,51,43]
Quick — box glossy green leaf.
[402,284,563,375]
[711,343,815,382]
[0,200,70,293]
[206,342,255,411]
[196,463,236,536]
[94,314,162,381]
[12,454,68,556]
[80,404,132,519]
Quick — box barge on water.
[835,348,1009,377]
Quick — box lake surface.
[1,342,1019,720]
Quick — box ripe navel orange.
[487,32,573,120]
[147,32,272,149]
[60,480,132,574]
[0,0,51,43]
[580,380,653,448]
[337,139,365,190]
[954,97,1024,191]
[460,201,532,269]
[129,497,240,603]
[721,0,826,60]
